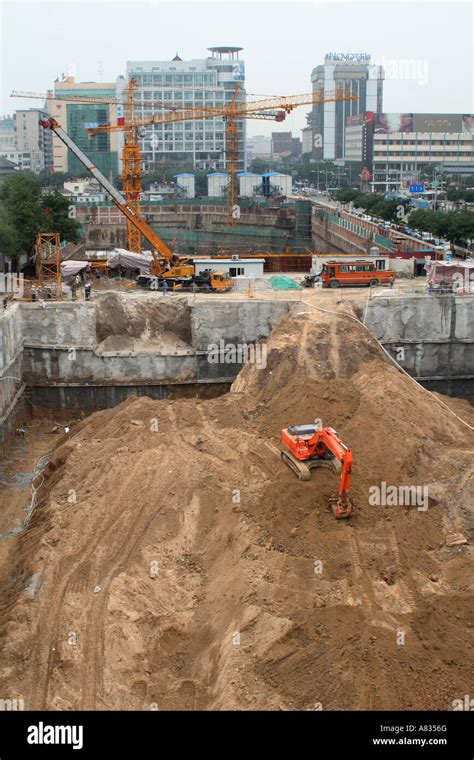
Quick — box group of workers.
[71,274,92,301]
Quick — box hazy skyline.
[1,0,472,138]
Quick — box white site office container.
[194,258,265,278]
[262,172,292,198]
[238,172,261,198]
[174,173,195,199]
[207,173,228,198]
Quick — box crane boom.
[39,117,174,271]
[88,88,357,133]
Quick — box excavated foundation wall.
[0,304,25,448]
[365,295,474,395]
[0,293,472,437]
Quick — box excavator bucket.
[329,497,353,520]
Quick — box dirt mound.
[0,309,472,710]
[94,293,192,353]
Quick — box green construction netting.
[269,275,302,290]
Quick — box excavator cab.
[281,420,353,519]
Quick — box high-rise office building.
[0,116,16,152]
[127,47,246,172]
[47,76,120,177]
[310,53,384,161]
[13,109,53,173]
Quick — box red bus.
[319,260,396,288]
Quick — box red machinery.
[281,419,354,519]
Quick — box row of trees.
[333,189,412,223]
[332,188,474,243]
[0,173,82,263]
[446,188,474,203]
[408,209,474,243]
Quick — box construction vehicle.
[39,116,195,279]
[319,260,396,288]
[281,419,354,519]
[138,268,232,292]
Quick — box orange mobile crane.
[281,419,354,519]
[13,85,183,253]
[39,115,193,278]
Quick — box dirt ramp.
[95,293,192,353]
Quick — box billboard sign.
[413,114,462,132]
[374,113,472,134]
[409,184,425,193]
[462,115,474,134]
[375,113,414,133]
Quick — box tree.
[0,206,20,259]
[0,172,44,255]
[446,188,474,203]
[194,170,210,196]
[250,158,272,174]
[0,173,82,264]
[38,169,81,188]
[408,208,474,243]
[42,191,82,243]
[335,188,359,203]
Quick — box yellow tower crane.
[13,85,358,244]
[87,85,358,227]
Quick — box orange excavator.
[281,419,354,519]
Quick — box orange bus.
[319,260,396,288]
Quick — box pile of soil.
[0,307,472,711]
[94,292,192,354]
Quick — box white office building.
[127,47,246,173]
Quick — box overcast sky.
[1,0,472,137]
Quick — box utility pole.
[433,167,439,211]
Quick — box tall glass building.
[47,77,119,178]
[310,53,384,161]
[127,47,246,173]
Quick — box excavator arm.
[39,117,174,274]
[312,428,353,511]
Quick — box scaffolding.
[36,232,62,298]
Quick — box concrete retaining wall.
[0,294,473,443]
[0,304,26,447]
[363,295,474,393]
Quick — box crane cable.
[300,298,474,432]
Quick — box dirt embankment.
[0,308,472,710]
[94,292,193,354]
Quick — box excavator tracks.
[280,450,311,480]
